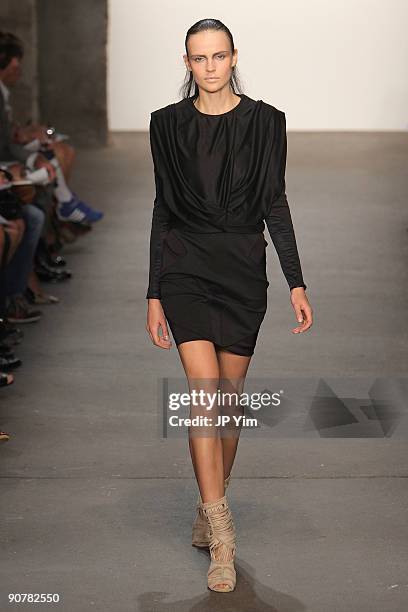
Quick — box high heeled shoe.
[201,495,236,592]
[192,474,231,548]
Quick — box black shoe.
[35,256,72,276]
[34,261,72,282]
[36,237,67,268]
[0,344,14,356]
[0,353,22,370]
[35,252,69,271]
[0,318,24,345]
[47,253,67,267]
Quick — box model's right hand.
[146,299,172,349]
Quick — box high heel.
[201,495,236,592]
[192,474,231,548]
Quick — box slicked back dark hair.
[179,18,244,100]
[0,31,24,70]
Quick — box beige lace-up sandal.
[201,495,236,592]
[192,474,231,548]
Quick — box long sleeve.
[265,111,307,291]
[146,114,172,299]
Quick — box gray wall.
[0,0,108,147]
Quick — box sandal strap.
[202,496,236,558]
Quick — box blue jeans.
[4,203,45,297]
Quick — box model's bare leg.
[216,349,252,480]
[178,340,244,591]
[177,340,224,503]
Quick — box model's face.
[184,30,237,93]
[0,56,22,86]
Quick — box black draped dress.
[146,93,307,356]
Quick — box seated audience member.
[0,182,23,376]
[0,219,22,369]
[0,168,45,324]
[0,30,86,311]
[0,31,104,225]
[14,123,75,184]
[4,162,73,304]
[1,223,18,445]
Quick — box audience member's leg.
[4,204,45,299]
[44,153,103,225]
[0,221,24,264]
[29,185,58,247]
[0,227,10,318]
[50,156,73,204]
[52,141,75,181]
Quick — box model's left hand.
[290,287,313,333]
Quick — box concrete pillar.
[36,0,108,146]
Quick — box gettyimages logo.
[157,377,408,439]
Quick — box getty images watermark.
[167,387,281,429]
[155,377,408,439]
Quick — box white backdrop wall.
[108,0,408,131]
